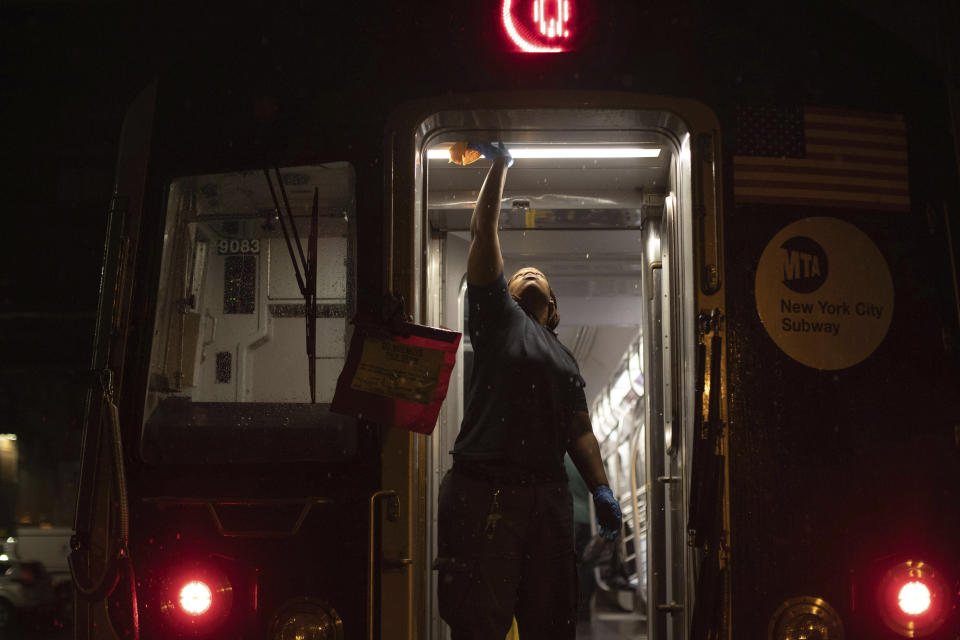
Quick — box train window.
[140,163,357,464]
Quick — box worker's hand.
[467,142,514,168]
[593,486,622,540]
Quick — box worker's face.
[508,267,554,322]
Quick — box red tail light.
[897,580,931,616]
[160,565,233,633]
[878,560,949,637]
[179,580,214,616]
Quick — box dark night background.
[0,0,955,561]
[1,2,190,535]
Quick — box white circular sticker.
[755,217,894,370]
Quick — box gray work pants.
[435,468,578,640]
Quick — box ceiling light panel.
[426,147,660,160]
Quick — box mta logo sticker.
[780,236,828,293]
[755,217,893,370]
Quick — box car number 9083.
[217,239,260,255]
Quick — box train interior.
[140,108,696,639]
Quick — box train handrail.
[367,490,402,640]
[629,412,647,613]
[69,373,130,603]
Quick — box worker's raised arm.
[467,150,511,286]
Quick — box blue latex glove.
[467,142,514,168]
[593,486,622,540]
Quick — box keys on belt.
[485,489,502,540]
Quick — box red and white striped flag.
[734,106,910,212]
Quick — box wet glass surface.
[141,163,356,464]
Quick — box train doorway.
[386,96,723,640]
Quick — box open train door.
[385,93,727,640]
[71,81,157,640]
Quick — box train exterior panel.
[70,2,960,640]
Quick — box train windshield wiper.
[263,167,320,403]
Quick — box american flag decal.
[734,106,910,212]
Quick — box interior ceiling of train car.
[428,146,668,406]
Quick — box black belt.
[452,459,566,486]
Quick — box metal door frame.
[384,92,727,639]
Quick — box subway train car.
[70,2,960,639]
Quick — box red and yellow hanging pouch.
[332,321,461,435]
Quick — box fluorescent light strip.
[427,147,660,160]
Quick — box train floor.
[577,617,646,639]
[576,590,647,639]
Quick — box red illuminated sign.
[502,0,573,53]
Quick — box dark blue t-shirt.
[453,274,588,474]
